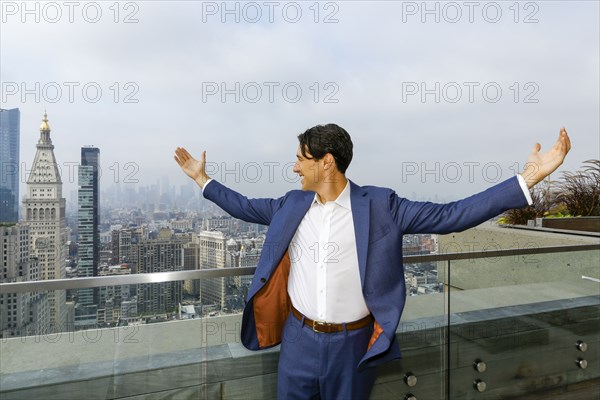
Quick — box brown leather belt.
[291,306,373,333]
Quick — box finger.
[556,128,570,154]
[532,143,541,154]
[562,128,571,152]
[201,150,206,164]
[174,153,186,166]
[176,148,192,162]
[178,148,189,160]
[559,131,568,152]
[181,148,192,157]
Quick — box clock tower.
[22,111,68,330]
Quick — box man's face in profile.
[293,145,322,192]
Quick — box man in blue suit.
[174,124,570,399]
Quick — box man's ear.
[323,153,336,170]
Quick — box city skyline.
[2,1,599,202]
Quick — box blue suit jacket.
[203,176,529,369]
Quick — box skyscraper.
[0,223,49,338]
[199,230,227,310]
[135,230,184,314]
[0,108,20,223]
[22,112,68,330]
[75,146,100,327]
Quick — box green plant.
[555,160,600,216]
[543,211,573,218]
[499,160,600,225]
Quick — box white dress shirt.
[516,174,534,204]
[288,180,370,323]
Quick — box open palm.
[521,128,571,188]
[174,147,210,188]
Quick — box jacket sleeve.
[202,180,287,226]
[389,176,530,234]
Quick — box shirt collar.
[312,179,352,210]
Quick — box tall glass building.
[0,108,20,223]
[75,146,100,327]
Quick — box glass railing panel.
[372,260,448,400]
[2,245,598,399]
[0,276,276,400]
[446,247,600,399]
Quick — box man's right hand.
[174,147,210,189]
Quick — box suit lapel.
[350,180,370,286]
[284,193,314,241]
[269,191,314,267]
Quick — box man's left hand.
[521,127,572,188]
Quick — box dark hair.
[297,123,353,174]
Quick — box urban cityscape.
[0,108,439,339]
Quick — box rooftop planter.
[500,160,600,227]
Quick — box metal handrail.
[1,244,598,294]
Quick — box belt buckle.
[312,320,332,333]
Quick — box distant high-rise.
[22,112,68,329]
[77,148,100,280]
[135,230,184,314]
[75,146,100,327]
[0,223,49,338]
[183,235,202,297]
[199,231,228,310]
[0,108,20,223]
[97,264,133,325]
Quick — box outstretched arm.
[174,147,285,225]
[174,147,211,189]
[394,127,572,234]
[520,127,571,188]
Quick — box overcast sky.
[2,1,599,202]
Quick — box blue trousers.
[277,312,377,400]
